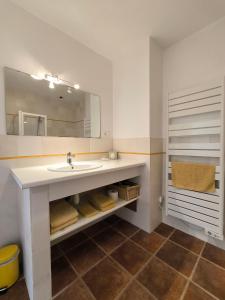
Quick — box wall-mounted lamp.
[30,73,80,91]
[46,75,62,85]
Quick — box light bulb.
[46,74,62,84]
[74,84,80,90]
[31,73,44,80]
[49,81,54,89]
[67,87,72,94]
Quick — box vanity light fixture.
[46,75,62,90]
[30,72,79,91]
[46,75,62,85]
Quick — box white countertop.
[11,159,145,189]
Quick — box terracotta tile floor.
[2,216,225,300]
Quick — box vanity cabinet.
[11,160,144,300]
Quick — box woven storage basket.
[111,181,140,201]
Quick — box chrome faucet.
[67,152,74,169]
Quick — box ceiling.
[11,0,225,60]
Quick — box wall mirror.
[4,67,101,138]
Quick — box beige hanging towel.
[171,162,216,193]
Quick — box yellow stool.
[0,244,20,291]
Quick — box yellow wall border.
[0,151,165,161]
[118,151,165,156]
[0,152,107,161]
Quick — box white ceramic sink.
[47,162,102,172]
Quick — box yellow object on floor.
[171,162,216,192]
[90,193,116,211]
[0,244,20,289]
[50,218,78,234]
[50,199,78,229]
[78,201,98,217]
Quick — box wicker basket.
[111,181,140,201]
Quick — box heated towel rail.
[166,80,225,240]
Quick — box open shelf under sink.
[50,197,139,242]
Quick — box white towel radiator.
[166,79,225,240]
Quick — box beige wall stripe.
[0,151,165,160]
[0,152,107,160]
[118,151,165,156]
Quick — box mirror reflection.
[4,67,101,138]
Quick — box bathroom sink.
[47,162,102,172]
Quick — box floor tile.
[118,280,155,300]
[131,230,165,253]
[183,282,215,300]
[202,243,225,269]
[51,256,77,296]
[83,257,130,300]
[66,240,105,274]
[59,232,88,252]
[84,220,109,237]
[51,244,63,261]
[104,214,121,224]
[0,279,29,300]
[93,227,125,253]
[193,258,225,300]
[113,219,139,237]
[154,223,174,237]
[156,240,198,277]
[111,240,151,274]
[137,257,187,300]
[170,230,204,254]
[55,279,93,300]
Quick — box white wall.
[163,17,225,248]
[150,40,163,139]
[113,38,150,139]
[0,0,113,137]
[113,36,163,140]
[164,17,225,98]
[113,38,163,232]
[149,39,163,230]
[0,0,113,247]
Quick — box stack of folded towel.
[89,192,116,211]
[78,201,98,218]
[50,199,79,234]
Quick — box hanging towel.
[50,199,79,229]
[51,218,78,234]
[171,162,216,193]
[78,201,98,217]
[89,193,116,211]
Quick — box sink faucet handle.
[67,152,72,162]
[66,152,75,168]
[67,152,76,158]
